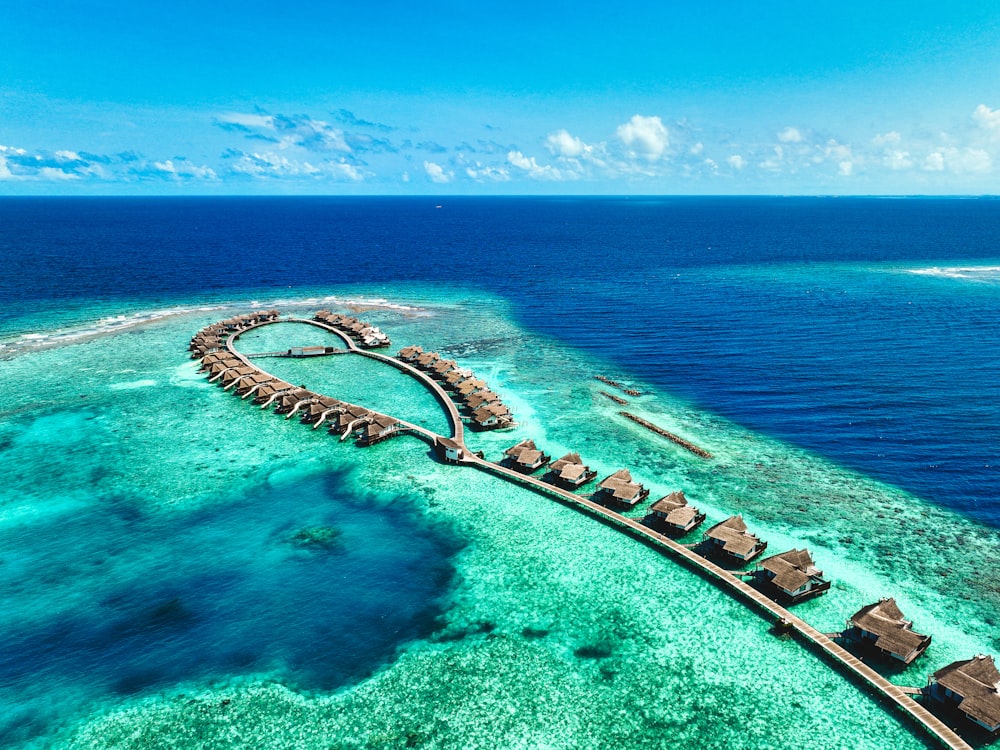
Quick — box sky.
[2,1,999,195]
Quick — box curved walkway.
[231,318,464,444]
[461,455,971,750]
[215,315,970,750]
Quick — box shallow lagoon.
[1,287,997,748]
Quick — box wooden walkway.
[215,315,971,750]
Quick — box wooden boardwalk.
[214,315,971,750]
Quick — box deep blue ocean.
[2,196,997,526]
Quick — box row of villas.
[191,314,1000,740]
[189,310,280,359]
[314,311,391,348]
[497,434,1000,735]
[397,345,514,430]
[191,322,405,448]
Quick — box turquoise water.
[1,288,997,748]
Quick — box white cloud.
[151,159,217,180]
[55,150,83,162]
[923,152,945,172]
[838,161,853,176]
[872,131,902,147]
[883,150,913,170]
[616,115,669,160]
[922,147,992,174]
[227,150,359,180]
[973,104,1000,131]
[423,161,453,183]
[546,129,587,158]
[690,142,704,155]
[465,163,511,182]
[507,150,573,180]
[777,127,803,143]
[727,154,745,170]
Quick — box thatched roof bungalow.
[703,515,767,563]
[754,548,830,602]
[546,453,597,488]
[595,469,649,508]
[503,439,550,473]
[926,655,1000,734]
[645,491,706,534]
[845,598,931,664]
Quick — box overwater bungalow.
[415,351,442,370]
[443,369,472,388]
[274,389,316,414]
[330,406,373,435]
[235,373,274,397]
[472,402,513,430]
[199,351,232,369]
[503,439,550,473]
[456,378,488,397]
[220,366,256,390]
[703,516,767,563]
[546,453,598,488]
[252,381,295,405]
[430,359,458,379]
[644,491,706,535]
[357,415,401,446]
[205,359,244,381]
[843,598,932,664]
[464,390,499,410]
[398,345,423,362]
[434,436,465,463]
[358,327,390,348]
[300,397,343,424]
[925,655,1000,734]
[753,549,830,603]
[594,469,649,508]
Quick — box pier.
[192,311,978,750]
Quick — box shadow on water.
[0,470,462,746]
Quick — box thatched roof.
[505,439,536,458]
[456,378,487,396]
[704,515,761,558]
[398,345,422,359]
[650,491,688,513]
[549,453,583,472]
[759,549,822,593]
[850,598,930,660]
[598,469,643,500]
[650,492,701,527]
[466,391,498,408]
[933,655,1000,729]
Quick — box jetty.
[190,310,980,750]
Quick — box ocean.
[0,196,998,748]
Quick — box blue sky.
[2,1,999,194]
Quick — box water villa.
[397,345,423,362]
[330,405,373,435]
[234,372,275,397]
[546,452,598,488]
[465,390,500,410]
[434,436,465,463]
[314,311,390,348]
[300,397,344,424]
[753,548,830,603]
[358,415,401,446]
[703,515,767,563]
[504,439,551,473]
[415,351,442,370]
[472,403,513,430]
[430,359,459,379]
[274,389,317,414]
[844,598,932,665]
[926,655,1000,735]
[644,491,706,534]
[595,469,649,508]
[443,368,473,387]
[455,378,488,397]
